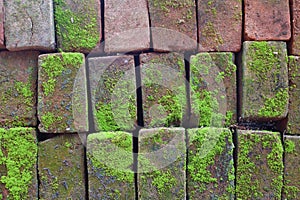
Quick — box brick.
[236,130,283,200]
[104,0,150,53]
[4,0,55,51]
[138,128,186,199]
[140,53,187,128]
[0,128,37,199]
[88,55,137,131]
[198,0,242,52]
[54,0,101,53]
[38,53,88,133]
[288,56,300,134]
[187,128,234,199]
[244,0,291,41]
[0,51,38,128]
[290,0,300,55]
[241,41,289,121]
[148,0,197,51]
[38,134,85,199]
[283,136,300,199]
[87,132,134,199]
[190,53,237,127]
[0,0,4,49]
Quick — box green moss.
[0,128,37,200]
[41,112,63,130]
[284,185,300,199]
[202,22,223,49]
[152,170,176,193]
[285,140,296,153]
[15,80,33,105]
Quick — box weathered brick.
[190,53,237,127]
[38,134,85,199]
[288,56,300,134]
[138,128,186,199]
[4,0,55,51]
[0,51,38,128]
[104,0,150,53]
[148,0,197,51]
[198,0,242,52]
[236,130,283,200]
[241,41,289,121]
[187,128,234,199]
[88,55,137,131]
[54,0,101,53]
[38,53,88,133]
[290,0,300,55]
[0,128,37,199]
[87,132,134,199]
[0,0,4,49]
[244,0,291,41]
[140,53,187,128]
[283,136,300,199]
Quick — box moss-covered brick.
[138,128,186,199]
[0,51,38,128]
[38,134,85,199]
[241,41,289,121]
[236,130,283,200]
[283,136,300,199]
[54,0,101,53]
[148,0,197,51]
[290,0,300,55]
[287,56,300,134]
[88,55,136,131]
[87,132,134,199]
[198,0,242,52]
[187,128,235,199]
[4,0,55,51]
[0,0,4,49]
[190,53,237,128]
[38,53,88,133]
[140,53,187,128]
[0,128,37,200]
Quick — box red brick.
[104,0,150,53]
[244,0,291,41]
[198,0,242,52]
[0,0,4,49]
[290,0,300,55]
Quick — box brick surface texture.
[0,0,4,49]
[290,0,300,55]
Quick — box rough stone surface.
[290,0,300,55]
[104,0,150,53]
[38,134,85,200]
[0,51,38,128]
[54,0,101,53]
[0,0,4,49]
[0,128,37,200]
[283,136,300,199]
[244,0,291,41]
[140,53,187,128]
[236,130,283,200]
[190,53,237,128]
[148,0,197,52]
[138,128,186,199]
[198,0,242,52]
[87,132,134,199]
[4,0,55,51]
[38,53,88,133]
[187,128,235,199]
[88,56,137,132]
[288,56,300,134]
[241,41,289,121]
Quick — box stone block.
[244,0,291,41]
[54,0,101,53]
[140,53,187,128]
[38,134,85,199]
[190,53,237,127]
[241,41,289,121]
[290,0,300,55]
[4,0,55,51]
[0,51,38,128]
[88,55,137,132]
[198,0,242,52]
[38,53,88,133]
[104,0,150,53]
[187,128,234,199]
[148,0,197,51]
[0,0,4,49]
[0,128,37,199]
[138,128,186,199]
[236,130,283,199]
[87,132,134,199]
